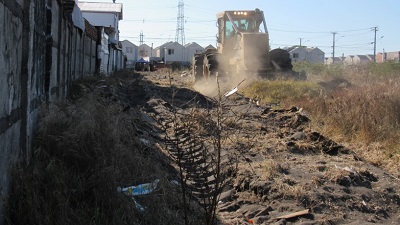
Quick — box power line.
[270,28,330,34]
[122,18,176,23]
[269,27,371,34]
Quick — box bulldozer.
[192,8,299,83]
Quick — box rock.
[219,190,234,203]
[270,219,286,225]
[237,204,270,218]
[291,132,307,140]
[254,206,273,217]
[218,201,240,212]
[253,215,270,224]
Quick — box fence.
[0,1,98,223]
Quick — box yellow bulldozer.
[192,8,303,83]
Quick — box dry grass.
[299,63,400,175]
[244,61,400,176]
[272,177,307,200]
[299,79,400,174]
[242,80,321,105]
[258,159,289,180]
[6,74,204,225]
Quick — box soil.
[106,70,400,225]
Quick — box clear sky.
[87,0,399,57]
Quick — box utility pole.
[332,32,337,64]
[299,38,309,47]
[372,26,378,63]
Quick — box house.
[325,57,345,65]
[344,55,373,65]
[184,42,204,64]
[205,44,217,51]
[376,51,400,63]
[343,55,355,65]
[285,46,325,63]
[137,44,153,61]
[154,41,185,63]
[386,51,400,62]
[78,1,124,74]
[120,40,138,68]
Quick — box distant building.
[285,46,325,63]
[376,51,400,63]
[137,44,153,61]
[117,40,210,65]
[325,57,345,65]
[78,1,124,74]
[184,42,204,63]
[120,40,138,68]
[344,55,373,65]
[153,41,185,64]
[205,44,217,51]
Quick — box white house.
[78,2,122,43]
[137,44,153,61]
[344,55,373,65]
[286,46,325,63]
[120,40,138,68]
[184,42,204,63]
[154,41,185,63]
[78,1,124,74]
[325,57,345,65]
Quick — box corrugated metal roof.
[78,2,123,20]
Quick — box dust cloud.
[193,38,269,98]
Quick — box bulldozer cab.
[216,9,270,72]
[217,9,268,45]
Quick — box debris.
[170,180,180,186]
[132,198,145,212]
[140,138,150,146]
[362,200,367,206]
[117,179,160,196]
[181,71,188,77]
[276,209,310,220]
[334,164,357,174]
[224,78,246,97]
[224,87,238,97]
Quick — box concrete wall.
[0,1,98,224]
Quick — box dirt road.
[116,70,400,225]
